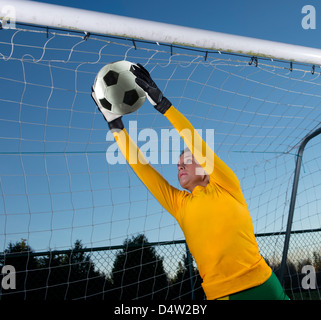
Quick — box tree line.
[1,234,320,300]
[0,234,204,300]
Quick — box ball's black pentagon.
[124,89,139,106]
[99,98,112,111]
[103,70,119,86]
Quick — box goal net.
[1,1,321,300]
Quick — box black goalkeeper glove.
[131,64,172,114]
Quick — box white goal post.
[2,0,321,65]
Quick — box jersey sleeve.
[112,128,183,219]
[164,106,242,198]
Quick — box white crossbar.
[1,0,321,65]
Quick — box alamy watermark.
[1,265,16,290]
[105,121,215,175]
[301,265,317,290]
[302,5,316,29]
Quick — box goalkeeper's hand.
[131,64,172,114]
[91,87,124,130]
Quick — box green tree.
[112,234,169,299]
[1,239,111,300]
[169,253,204,300]
[38,239,112,300]
[313,251,321,272]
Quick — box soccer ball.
[93,60,146,115]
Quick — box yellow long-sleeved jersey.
[112,105,272,300]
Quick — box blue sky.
[1,0,321,257]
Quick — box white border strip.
[1,0,321,65]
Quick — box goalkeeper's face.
[177,151,209,192]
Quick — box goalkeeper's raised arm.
[92,77,181,218]
[131,63,242,197]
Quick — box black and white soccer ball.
[93,60,146,115]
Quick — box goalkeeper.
[92,64,289,300]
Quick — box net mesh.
[0,24,321,299]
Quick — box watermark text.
[302,5,316,29]
[106,121,215,175]
[301,265,317,290]
[1,265,16,290]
